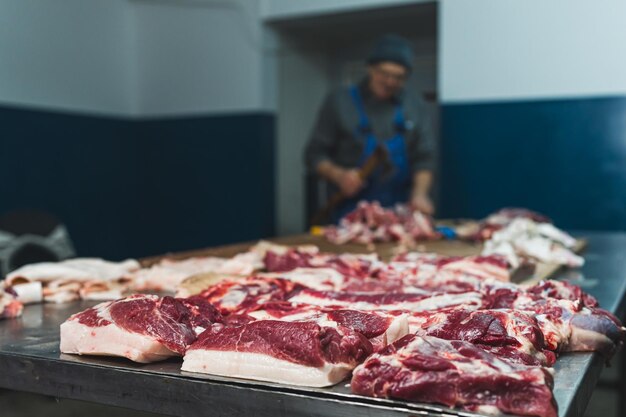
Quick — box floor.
[583,349,622,417]
[1,351,622,417]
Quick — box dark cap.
[367,34,414,72]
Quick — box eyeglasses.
[373,66,408,83]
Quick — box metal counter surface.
[1,231,625,417]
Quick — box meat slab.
[182,320,372,387]
[408,308,555,366]
[486,285,625,357]
[196,277,301,315]
[60,294,221,363]
[245,302,409,351]
[323,201,440,245]
[351,335,557,417]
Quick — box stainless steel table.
[1,231,625,417]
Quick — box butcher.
[305,34,436,222]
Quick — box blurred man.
[305,34,435,222]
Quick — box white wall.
[260,0,429,21]
[0,0,133,115]
[130,0,273,116]
[440,0,626,103]
[0,0,276,117]
[275,43,330,235]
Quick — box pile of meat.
[60,246,624,417]
[456,208,552,241]
[1,207,582,313]
[324,201,439,246]
[457,208,583,268]
[324,203,582,272]
[5,258,141,304]
[2,242,294,307]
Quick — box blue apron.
[332,85,411,222]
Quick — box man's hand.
[316,160,364,197]
[411,193,434,215]
[411,170,434,214]
[337,169,363,197]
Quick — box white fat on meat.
[130,257,228,292]
[532,315,568,352]
[61,300,178,363]
[0,288,24,319]
[60,318,176,363]
[259,268,346,291]
[536,223,577,248]
[482,218,582,267]
[182,350,352,387]
[43,280,83,303]
[248,307,409,350]
[483,241,521,269]
[515,237,584,267]
[249,240,319,257]
[290,291,483,312]
[217,288,248,309]
[6,258,140,286]
[11,282,43,304]
[218,252,263,275]
[6,258,140,303]
[79,281,125,301]
[59,295,208,363]
[131,254,263,293]
[440,259,510,282]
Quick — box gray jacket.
[304,79,435,175]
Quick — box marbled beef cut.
[60,294,221,363]
[351,335,557,417]
[182,320,372,387]
[245,302,409,351]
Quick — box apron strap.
[393,103,407,135]
[349,85,371,134]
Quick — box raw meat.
[259,268,347,291]
[264,250,511,295]
[0,286,23,319]
[60,294,221,363]
[246,302,409,351]
[79,280,126,301]
[289,288,482,312]
[324,201,439,246]
[526,280,598,308]
[6,258,140,303]
[408,308,555,366]
[457,207,552,241]
[392,253,511,282]
[130,253,262,293]
[482,218,583,268]
[9,281,43,304]
[196,277,301,315]
[486,286,625,357]
[7,258,140,285]
[249,240,319,257]
[182,320,372,387]
[351,335,557,417]
[264,249,382,279]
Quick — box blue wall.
[0,106,275,260]
[439,96,626,231]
